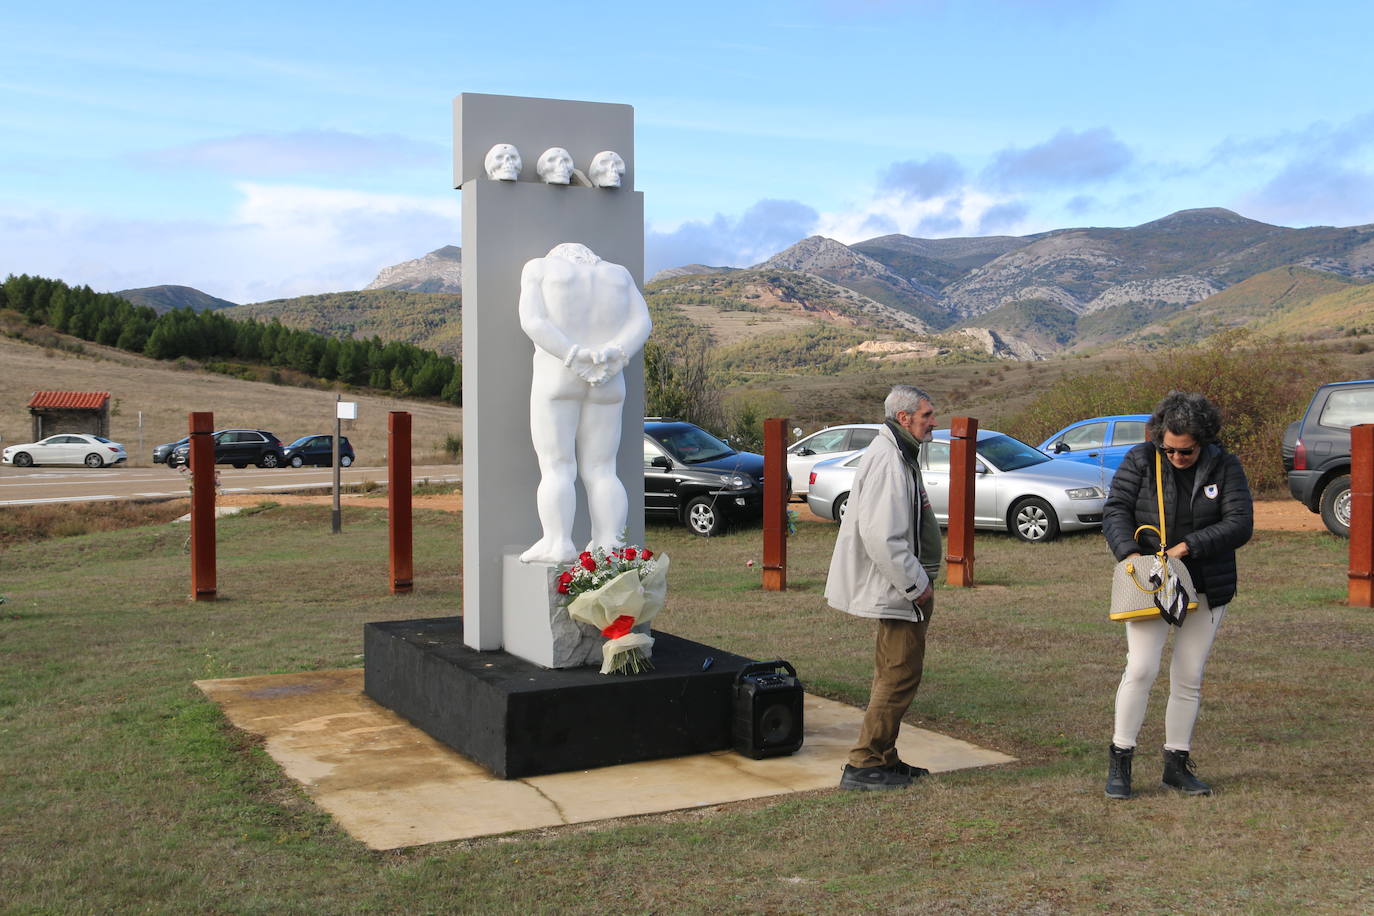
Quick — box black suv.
[167,429,285,469]
[1282,379,1374,537]
[643,421,769,536]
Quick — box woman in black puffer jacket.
[1101,391,1253,800]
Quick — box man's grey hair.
[884,384,934,420]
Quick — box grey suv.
[1282,379,1374,537]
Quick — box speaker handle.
[735,659,798,682]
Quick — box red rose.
[579,551,593,561]
[581,556,597,572]
[558,571,573,584]
[624,547,637,561]
[557,583,569,594]
[642,549,653,559]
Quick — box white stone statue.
[589,151,625,188]
[484,143,522,181]
[536,147,575,185]
[517,243,652,564]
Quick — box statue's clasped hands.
[565,344,626,386]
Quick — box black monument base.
[363,617,756,779]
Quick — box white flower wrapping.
[566,554,671,674]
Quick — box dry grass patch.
[0,497,190,546]
[0,334,461,467]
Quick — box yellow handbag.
[1109,450,1199,624]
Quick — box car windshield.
[656,427,735,464]
[977,434,1052,472]
[93,436,112,443]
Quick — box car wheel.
[1319,474,1351,538]
[340,455,353,467]
[1010,496,1060,542]
[166,455,181,469]
[833,493,849,523]
[232,463,247,469]
[14,452,33,467]
[684,496,726,537]
[84,453,104,468]
[259,453,280,469]
[290,455,304,468]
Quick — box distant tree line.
[0,274,461,404]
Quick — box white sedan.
[787,424,882,495]
[2,434,128,468]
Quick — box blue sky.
[4,0,1373,302]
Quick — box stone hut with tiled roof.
[27,391,111,439]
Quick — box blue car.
[1037,415,1150,480]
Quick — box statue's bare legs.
[519,353,627,564]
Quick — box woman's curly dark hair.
[1147,390,1222,447]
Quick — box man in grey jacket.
[826,384,943,791]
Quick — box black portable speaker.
[732,659,804,759]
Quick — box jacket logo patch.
[1204,483,1218,499]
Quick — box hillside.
[114,285,238,313]
[645,268,932,337]
[0,329,460,467]
[1133,266,1362,343]
[1253,281,1374,337]
[753,236,946,327]
[223,290,463,357]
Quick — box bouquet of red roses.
[557,545,670,675]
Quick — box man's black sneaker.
[886,759,930,779]
[839,764,913,791]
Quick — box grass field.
[2,501,1373,913]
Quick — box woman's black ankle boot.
[1162,748,1212,796]
[1105,744,1133,799]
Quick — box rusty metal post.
[189,411,216,601]
[1349,424,1374,607]
[389,411,414,595]
[762,417,787,591]
[946,416,979,587]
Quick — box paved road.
[0,464,462,507]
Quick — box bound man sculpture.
[517,242,651,565]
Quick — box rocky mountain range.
[131,207,1374,368]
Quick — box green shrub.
[1005,330,1332,493]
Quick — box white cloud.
[0,184,459,303]
[815,188,1021,243]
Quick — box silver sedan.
[806,428,1107,542]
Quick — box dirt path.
[219,491,1321,532]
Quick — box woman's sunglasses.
[1162,446,1196,456]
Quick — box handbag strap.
[1154,447,1167,550]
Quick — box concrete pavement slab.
[196,668,1016,850]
